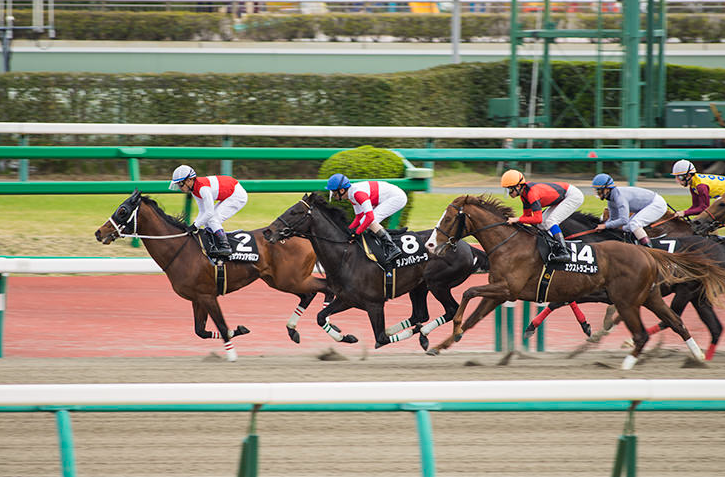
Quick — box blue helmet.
[325,173,351,191]
[592,173,615,189]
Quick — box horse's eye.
[118,206,128,218]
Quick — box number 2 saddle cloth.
[197,229,261,296]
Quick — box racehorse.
[528,211,724,360]
[424,194,725,369]
[263,193,488,350]
[691,197,725,235]
[95,190,333,361]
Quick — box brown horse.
[424,194,725,369]
[691,197,725,235]
[95,190,332,361]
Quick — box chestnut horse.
[425,194,725,369]
[95,190,332,361]
[692,196,725,235]
[531,211,725,360]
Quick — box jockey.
[591,173,667,248]
[501,169,584,262]
[325,173,407,264]
[672,159,725,217]
[169,164,248,257]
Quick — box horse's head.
[692,197,725,235]
[264,194,315,244]
[425,196,470,256]
[95,189,142,244]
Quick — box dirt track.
[1,351,724,477]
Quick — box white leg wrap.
[287,305,305,328]
[227,329,235,339]
[322,321,343,342]
[224,341,238,362]
[421,316,447,336]
[685,337,705,361]
[322,301,330,308]
[210,330,221,339]
[621,354,638,370]
[385,319,412,336]
[388,327,414,343]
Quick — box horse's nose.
[94,229,102,242]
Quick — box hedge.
[9,10,725,43]
[1,62,724,176]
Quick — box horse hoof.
[523,325,535,340]
[426,348,440,356]
[236,325,251,336]
[581,322,592,337]
[454,333,463,342]
[375,340,389,349]
[287,326,301,344]
[342,334,358,344]
[419,334,429,351]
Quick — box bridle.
[108,201,190,240]
[435,203,517,256]
[696,208,723,233]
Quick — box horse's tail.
[646,247,725,306]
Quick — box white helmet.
[671,160,696,176]
[169,165,196,190]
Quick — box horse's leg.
[199,295,248,362]
[419,285,460,351]
[690,299,722,360]
[367,303,392,349]
[643,292,705,363]
[568,302,592,337]
[385,287,428,337]
[431,282,511,354]
[285,293,317,344]
[523,301,566,340]
[612,303,649,370]
[192,301,213,339]
[315,297,358,343]
[384,286,429,346]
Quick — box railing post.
[536,303,546,352]
[127,157,141,247]
[401,402,440,477]
[521,301,531,351]
[611,401,639,477]
[238,404,261,477]
[18,135,28,181]
[221,136,233,176]
[0,273,6,358]
[494,306,503,352]
[56,410,77,477]
[505,301,516,352]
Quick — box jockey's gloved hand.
[188,224,199,234]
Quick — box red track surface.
[3,274,718,358]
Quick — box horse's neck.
[137,205,190,261]
[308,212,351,269]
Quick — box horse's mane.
[141,196,188,230]
[569,211,601,227]
[306,192,353,230]
[459,194,515,219]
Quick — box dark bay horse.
[95,190,332,361]
[263,193,488,350]
[424,194,725,369]
[533,211,725,360]
[692,196,725,235]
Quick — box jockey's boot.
[377,228,402,264]
[548,232,572,262]
[213,229,232,257]
[639,236,653,248]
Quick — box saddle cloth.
[198,228,260,262]
[358,228,429,270]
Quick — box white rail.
[0,257,162,273]
[2,123,725,140]
[2,380,725,406]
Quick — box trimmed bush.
[318,145,412,228]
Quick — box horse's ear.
[130,188,141,203]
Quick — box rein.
[565,229,599,240]
[436,203,514,256]
[277,199,354,244]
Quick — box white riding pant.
[538,185,585,231]
[624,194,667,233]
[206,183,248,232]
[372,188,408,224]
